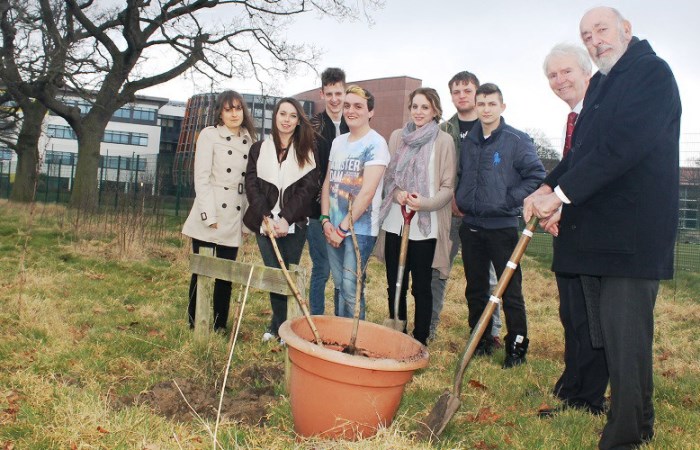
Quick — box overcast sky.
[142,0,699,142]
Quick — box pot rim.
[278,316,429,372]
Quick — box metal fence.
[522,223,699,274]
[1,139,699,273]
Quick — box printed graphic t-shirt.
[327,129,390,236]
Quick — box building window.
[102,131,148,146]
[0,148,14,160]
[45,150,75,165]
[101,155,147,171]
[65,99,92,115]
[131,132,148,146]
[114,107,131,119]
[103,130,130,145]
[679,185,699,230]
[133,107,157,121]
[47,124,77,140]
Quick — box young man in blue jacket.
[455,83,545,368]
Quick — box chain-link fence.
[1,136,699,273]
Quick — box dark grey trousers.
[598,277,658,450]
[554,274,608,412]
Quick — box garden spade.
[383,202,416,332]
[417,216,539,441]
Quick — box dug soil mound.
[119,364,284,425]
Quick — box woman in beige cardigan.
[376,87,455,345]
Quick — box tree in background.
[4,0,380,210]
[0,0,77,202]
[526,128,560,173]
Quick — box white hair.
[543,43,593,76]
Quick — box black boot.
[503,335,529,368]
[474,334,495,356]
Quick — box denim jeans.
[307,218,331,315]
[256,223,307,336]
[327,234,376,320]
[429,216,500,338]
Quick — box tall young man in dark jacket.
[308,68,349,315]
[456,83,545,368]
[432,71,500,343]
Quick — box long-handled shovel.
[263,217,323,346]
[383,203,417,332]
[417,216,539,441]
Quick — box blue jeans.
[307,218,331,315]
[327,234,376,320]
[256,224,307,336]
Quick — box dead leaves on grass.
[474,440,498,450]
[468,379,487,390]
[467,406,502,424]
[1,391,20,425]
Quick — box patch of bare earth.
[119,364,283,425]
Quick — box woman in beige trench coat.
[182,90,257,331]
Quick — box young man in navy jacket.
[456,83,545,368]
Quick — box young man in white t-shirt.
[320,85,390,319]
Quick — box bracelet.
[321,218,331,227]
[319,214,330,221]
[335,227,347,239]
[338,225,349,234]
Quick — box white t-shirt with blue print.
[327,129,390,237]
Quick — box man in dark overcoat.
[524,6,681,450]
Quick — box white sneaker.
[279,339,286,346]
[262,332,275,342]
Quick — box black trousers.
[598,277,658,450]
[188,238,238,330]
[554,274,608,412]
[255,223,307,336]
[384,232,436,345]
[459,224,527,341]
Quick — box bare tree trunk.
[70,125,103,211]
[9,101,46,203]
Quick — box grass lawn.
[1,200,699,449]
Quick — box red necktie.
[563,111,578,158]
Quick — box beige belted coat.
[182,125,252,247]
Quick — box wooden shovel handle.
[263,217,323,346]
[452,216,539,394]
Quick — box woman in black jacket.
[243,98,318,341]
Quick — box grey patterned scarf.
[380,120,438,236]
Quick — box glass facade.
[48,124,149,146]
[50,97,158,124]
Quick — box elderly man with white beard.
[524,7,681,449]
